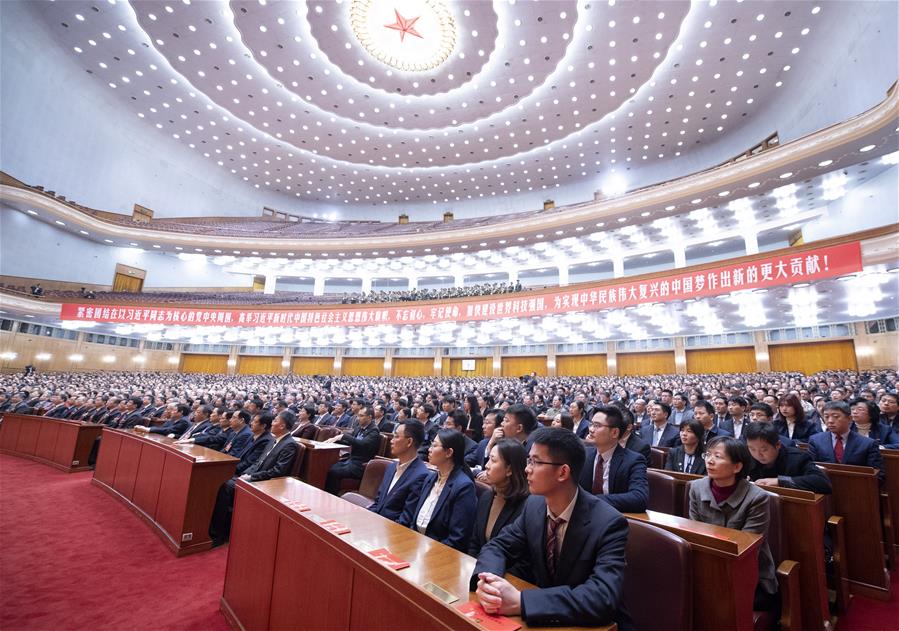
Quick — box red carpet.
[0,454,231,631]
[839,568,899,631]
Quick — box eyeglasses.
[526,456,565,468]
[590,421,612,430]
[702,452,728,463]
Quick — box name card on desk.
[367,547,410,571]
[456,602,522,631]
[319,519,351,535]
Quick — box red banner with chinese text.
[59,241,862,328]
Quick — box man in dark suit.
[469,410,502,471]
[373,404,395,433]
[4,391,33,415]
[315,402,336,427]
[630,399,650,429]
[135,403,191,437]
[720,396,750,441]
[746,423,832,494]
[221,410,253,458]
[618,410,651,467]
[670,393,694,426]
[323,404,381,494]
[580,406,648,513]
[234,412,275,476]
[639,402,680,448]
[111,397,146,429]
[335,400,357,429]
[692,400,732,442]
[712,395,732,427]
[209,411,299,545]
[369,420,429,521]
[471,428,631,629]
[175,405,214,441]
[445,411,479,464]
[808,401,884,482]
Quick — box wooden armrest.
[826,515,850,614]
[879,492,895,570]
[776,559,802,631]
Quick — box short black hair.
[655,401,672,419]
[448,409,469,431]
[256,412,273,431]
[302,404,317,420]
[531,427,586,483]
[419,403,435,418]
[694,399,714,415]
[277,410,297,431]
[506,403,537,433]
[750,403,774,419]
[129,396,142,408]
[397,419,425,447]
[706,436,752,480]
[745,422,781,447]
[594,405,626,437]
[176,403,191,417]
[235,410,251,425]
[679,420,706,453]
[823,400,851,417]
[728,396,749,408]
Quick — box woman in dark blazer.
[664,420,707,475]
[465,395,484,442]
[399,429,477,551]
[468,439,529,575]
[773,393,819,443]
[850,397,899,447]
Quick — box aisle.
[0,454,231,631]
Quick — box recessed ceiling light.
[859,144,876,152]
[55,220,66,226]
[26,210,38,216]
[818,159,833,167]
[779,172,793,179]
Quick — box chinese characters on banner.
[59,241,863,328]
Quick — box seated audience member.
[134,403,191,437]
[2,391,33,414]
[416,403,439,461]
[773,393,819,443]
[664,420,707,475]
[692,399,732,442]
[617,408,651,467]
[235,412,275,476]
[579,406,648,513]
[879,392,898,432]
[502,403,540,452]
[399,429,477,551]
[745,423,832,494]
[749,402,795,447]
[373,404,395,433]
[850,397,898,447]
[110,397,147,429]
[468,440,530,570]
[670,392,694,425]
[689,437,778,613]
[550,412,574,431]
[209,411,298,545]
[175,405,213,440]
[471,428,631,629]
[640,402,680,448]
[369,420,430,521]
[221,410,253,458]
[570,401,589,439]
[444,410,479,464]
[290,404,318,439]
[470,409,502,471]
[808,401,884,480]
[323,404,381,494]
[183,408,231,448]
[720,396,750,440]
[315,402,336,427]
[465,394,485,442]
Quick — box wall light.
[0,351,18,361]
[70,354,85,362]
[281,360,290,368]
[167,356,180,364]
[133,355,146,363]
[226,358,237,367]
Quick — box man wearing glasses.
[579,406,648,513]
[471,428,632,629]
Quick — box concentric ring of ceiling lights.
[32,0,824,207]
[349,0,457,73]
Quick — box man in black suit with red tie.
[471,428,632,629]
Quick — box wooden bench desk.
[222,477,616,631]
[0,413,102,472]
[756,485,832,631]
[647,468,702,518]
[295,438,349,489]
[92,428,238,556]
[624,510,762,631]
[883,448,899,555]
[816,462,891,600]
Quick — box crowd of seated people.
[342,281,523,304]
[2,368,896,626]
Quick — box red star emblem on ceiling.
[384,9,423,43]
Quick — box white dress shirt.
[415,471,448,533]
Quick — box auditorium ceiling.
[22,0,892,215]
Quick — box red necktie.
[545,516,566,577]
[592,455,605,495]
[834,434,844,463]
